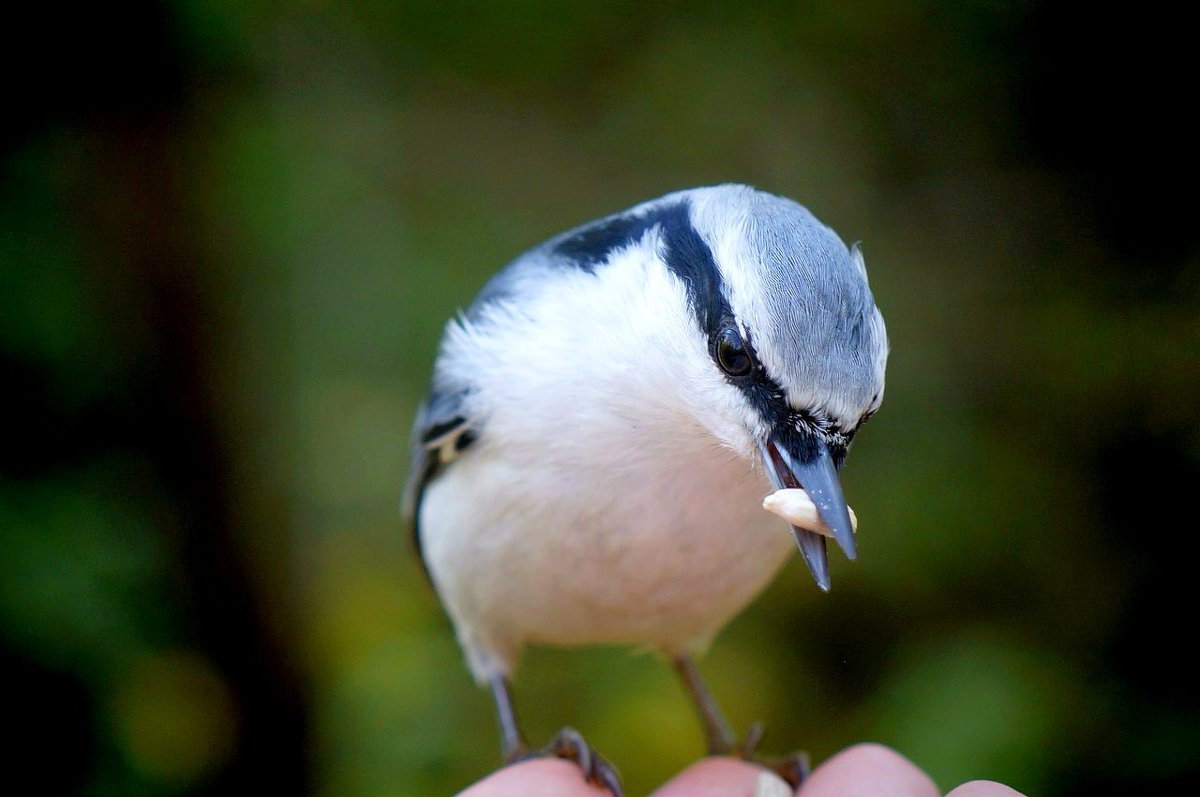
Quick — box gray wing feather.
[402,385,474,518]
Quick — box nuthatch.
[404,185,888,794]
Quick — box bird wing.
[402,380,478,572]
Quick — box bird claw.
[716,722,811,790]
[754,750,810,790]
[511,727,623,796]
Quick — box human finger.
[798,743,939,797]
[456,758,613,797]
[946,780,1027,797]
[649,757,792,797]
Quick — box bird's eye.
[716,327,753,377]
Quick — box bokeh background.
[3,2,1197,795]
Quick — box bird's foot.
[718,722,810,789]
[507,727,623,796]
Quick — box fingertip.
[650,756,783,797]
[800,743,939,797]
[456,758,613,797]
[946,780,1028,797]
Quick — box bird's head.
[639,185,889,590]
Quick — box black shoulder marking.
[552,209,664,272]
[551,200,729,341]
[551,197,731,349]
[422,416,468,445]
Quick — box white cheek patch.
[762,488,858,538]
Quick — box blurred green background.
[2,2,1197,795]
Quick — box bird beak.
[757,433,856,592]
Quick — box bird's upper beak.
[758,430,856,592]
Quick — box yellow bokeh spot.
[111,650,239,785]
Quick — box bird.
[403,184,888,795]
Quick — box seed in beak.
[762,488,858,539]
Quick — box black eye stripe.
[625,197,859,444]
[712,329,858,443]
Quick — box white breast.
[419,240,794,683]
[421,428,793,682]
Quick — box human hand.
[456,743,1026,797]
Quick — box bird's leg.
[488,674,623,796]
[489,674,528,761]
[672,654,738,754]
[671,654,810,788]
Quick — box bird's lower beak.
[757,433,856,592]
